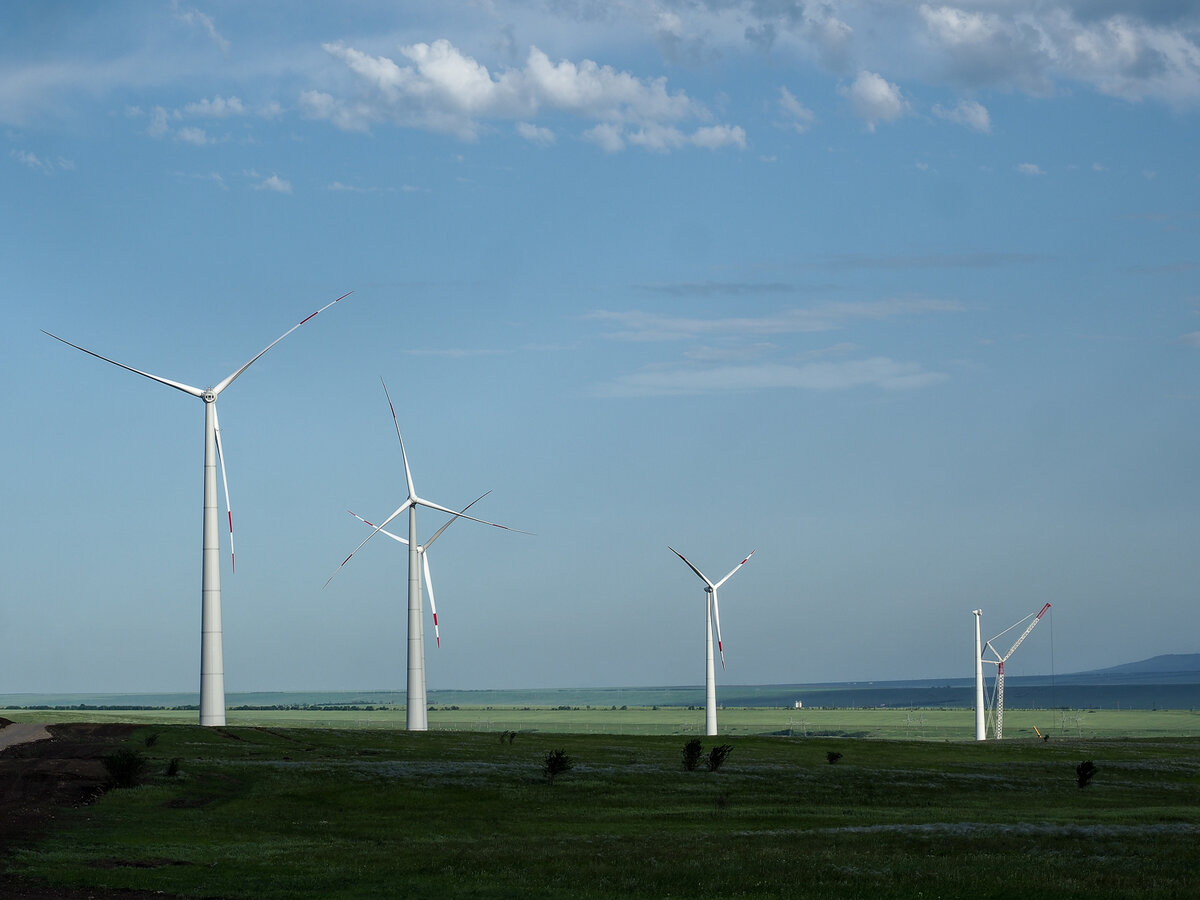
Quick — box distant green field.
[7,724,1200,898]
[6,705,1200,739]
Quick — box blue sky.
[2,1,1198,695]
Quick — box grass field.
[5,705,1200,739]
[6,722,1200,899]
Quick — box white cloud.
[176,126,209,145]
[517,121,556,145]
[841,71,908,130]
[306,39,743,152]
[255,174,292,193]
[1181,332,1200,348]
[932,98,991,132]
[183,96,245,118]
[172,1,230,57]
[597,357,947,397]
[10,149,73,174]
[779,86,816,133]
[1017,162,1045,175]
[589,298,961,342]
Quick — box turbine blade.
[423,551,440,648]
[669,547,715,590]
[380,378,418,500]
[713,549,756,590]
[324,499,413,587]
[347,509,408,545]
[712,589,726,670]
[423,491,491,550]
[212,291,352,395]
[42,331,205,398]
[414,496,532,534]
[212,405,235,573]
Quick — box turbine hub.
[202,391,217,403]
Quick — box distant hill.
[1074,654,1200,678]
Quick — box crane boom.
[1002,602,1050,662]
[982,603,1051,740]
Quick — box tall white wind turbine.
[973,609,986,741]
[43,291,351,726]
[346,490,489,648]
[669,547,755,736]
[327,379,526,731]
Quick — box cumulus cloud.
[1181,332,1200,348]
[841,70,908,130]
[254,173,292,193]
[517,121,555,145]
[304,39,744,152]
[932,98,991,132]
[1017,162,1045,175]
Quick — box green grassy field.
[5,705,1200,739]
[6,717,1200,898]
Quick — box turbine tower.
[43,291,351,726]
[346,491,488,649]
[982,603,1051,739]
[328,379,526,731]
[973,609,985,741]
[669,547,755,736]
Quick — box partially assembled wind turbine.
[669,547,755,736]
[328,378,526,731]
[43,291,351,726]
[981,603,1051,739]
[346,490,489,648]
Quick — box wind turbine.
[669,547,755,736]
[346,490,489,648]
[43,291,351,726]
[973,610,986,741]
[327,378,527,731]
[982,603,1051,739]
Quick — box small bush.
[682,738,703,771]
[826,751,843,765]
[1076,760,1097,788]
[165,757,181,777]
[707,744,733,772]
[144,733,159,748]
[102,747,149,788]
[543,749,574,784]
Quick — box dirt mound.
[0,721,180,899]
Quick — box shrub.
[102,747,149,788]
[826,751,843,765]
[706,744,733,772]
[543,749,574,784]
[682,738,703,771]
[144,733,159,748]
[165,757,181,777]
[1076,760,1097,788]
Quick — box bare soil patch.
[0,719,190,899]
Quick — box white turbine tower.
[982,603,1051,740]
[43,291,351,726]
[669,547,755,736]
[346,491,488,649]
[328,379,526,731]
[973,609,986,741]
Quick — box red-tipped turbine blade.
[212,404,235,573]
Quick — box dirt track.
[0,718,183,900]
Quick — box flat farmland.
[3,722,1199,899]
[5,705,1200,739]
